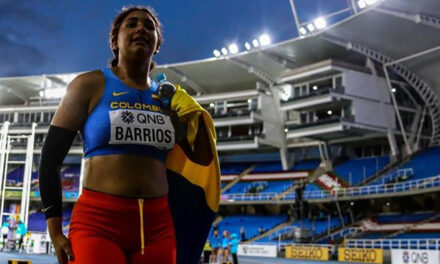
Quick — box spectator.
[240,226,246,241]
[1,222,9,251]
[16,220,27,252]
[209,230,221,264]
[221,230,231,264]
[229,233,239,264]
[258,226,264,235]
[203,240,211,263]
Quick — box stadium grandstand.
[0,0,439,263]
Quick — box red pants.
[68,188,176,264]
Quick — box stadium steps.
[221,165,256,193]
[212,216,223,226]
[358,155,410,186]
[275,161,332,199]
[273,180,304,200]
[314,222,361,244]
[384,212,440,239]
[306,160,333,183]
[245,218,295,243]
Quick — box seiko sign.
[285,245,329,260]
[392,249,440,264]
[338,248,383,263]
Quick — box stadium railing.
[304,174,440,200]
[221,192,279,201]
[345,239,440,250]
[320,227,361,242]
[220,174,440,202]
[369,168,414,185]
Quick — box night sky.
[0,0,350,77]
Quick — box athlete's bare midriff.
[82,154,168,198]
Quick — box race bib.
[109,109,175,150]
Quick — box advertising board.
[285,245,329,260]
[237,244,277,258]
[338,247,383,263]
[392,249,440,264]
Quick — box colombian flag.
[166,108,220,264]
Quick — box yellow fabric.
[170,85,202,150]
[138,199,145,255]
[166,91,221,212]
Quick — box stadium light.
[299,27,307,35]
[245,42,251,50]
[252,39,259,48]
[213,49,221,57]
[365,0,377,5]
[284,128,288,132]
[314,17,327,29]
[312,85,318,90]
[391,88,396,93]
[228,44,239,54]
[221,47,228,55]
[358,0,366,8]
[39,90,45,97]
[259,34,271,46]
[247,99,252,103]
[209,103,215,107]
[358,0,367,9]
[327,110,333,115]
[306,23,315,32]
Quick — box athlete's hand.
[170,85,202,149]
[170,85,201,119]
[51,233,74,264]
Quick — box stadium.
[0,0,439,263]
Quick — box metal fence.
[221,174,440,202]
[304,174,440,200]
[345,239,440,250]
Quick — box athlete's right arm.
[39,71,103,264]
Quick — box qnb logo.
[403,251,429,264]
[403,251,409,264]
[121,111,134,124]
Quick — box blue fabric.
[81,68,172,162]
[17,222,27,236]
[210,235,221,249]
[229,235,239,253]
[221,237,230,249]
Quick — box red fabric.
[68,188,176,264]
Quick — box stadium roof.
[154,0,440,96]
[0,0,439,103]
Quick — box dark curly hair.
[109,6,163,70]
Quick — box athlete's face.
[117,10,159,59]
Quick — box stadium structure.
[0,0,439,263]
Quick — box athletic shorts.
[68,188,176,264]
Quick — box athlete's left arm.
[177,115,213,166]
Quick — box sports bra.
[81,68,175,162]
